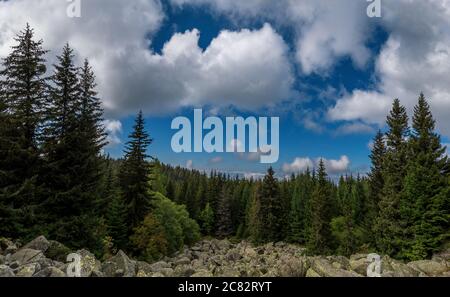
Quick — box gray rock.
[310,258,363,277]
[407,260,447,276]
[160,267,174,277]
[102,250,136,277]
[10,249,44,266]
[23,236,50,253]
[174,256,191,266]
[278,255,308,277]
[226,251,243,262]
[349,255,368,276]
[45,240,71,262]
[191,269,213,277]
[33,267,66,277]
[0,255,4,265]
[216,267,241,277]
[305,268,321,277]
[0,238,15,252]
[16,263,40,277]
[0,265,15,277]
[381,258,419,277]
[9,261,20,269]
[75,249,102,277]
[173,264,195,277]
[136,261,153,276]
[149,261,171,272]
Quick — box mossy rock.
[45,240,72,262]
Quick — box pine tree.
[308,159,333,255]
[288,171,312,243]
[41,44,104,251]
[368,130,386,236]
[119,111,153,231]
[199,202,214,235]
[106,192,128,251]
[258,167,283,242]
[215,186,233,238]
[0,24,48,238]
[401,93,449,259]
[375,99,409,256]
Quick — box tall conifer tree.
[119,111,153,231]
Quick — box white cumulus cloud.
[283,155,350,174]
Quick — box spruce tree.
[199,202,214,235]
[119,111,153,231]
[375,99,409,256]
[42,44,104,251]
[308,159,333,255]
[368,130,386,236]
[401,93,449,259]
[0,24,48,238]
[258,167,283,242]
[215,186,233,238]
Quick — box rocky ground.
[0,236,449,277]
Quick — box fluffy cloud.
[0,1,294,117]
[171,0,372,74]
[103,120,123,146]
[328,0,450,137]
[282,155,350,174]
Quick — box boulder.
[381,258,419,277]
[305,268,321,277]
[310,258,363,277]
[16,263,41,277]
[0,265,15,277]
[173,264,195,277]
[76,249,102,277]
[225,251,242,262]
[276,255,308,277]
[0,238,16,253]
[242,247,257,259]
[160,267,174,277]
[349,254,368,276]
[23,236,50,253]
[174,257,191,266]
[136,261,153,276]
[45,240,71,262]
[33,267,66,277]
[215,266,240,277]
[10,249,44,266]
[149,261,171,272]
[407,260,447,276]
[191,269,213,277]
[102,250,136,277]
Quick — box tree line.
[0,25,448,262]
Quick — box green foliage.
[257,167,283,243]
[0,24,47,238]
[1,25,448,262]
[118,111,153,231]
[131,192,200,261]
[131,213,168,262]
[307,160,333,255]
[199,203,214,235]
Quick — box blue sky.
[1,0,450,177]
[107,1,388,176]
